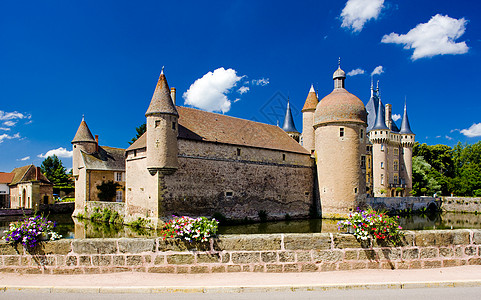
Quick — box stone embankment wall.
[442,197,481,213]
[363,197,440,211]
[1,230,481,274]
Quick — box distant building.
[72,63,414,224]
[0,172,14,208]
[7,165,53,209]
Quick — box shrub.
[160,216,219,242]
[2,215,62,248]
[258,210,268,222]
[337,208,403,245]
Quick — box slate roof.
[372,95,389,130]
[400,103,414,134]
[0,172,14,184]
[9,165,51,185]
[81,146,126,171]
[281,101,298,133]
[127,106,309,155]
[145,70,178,117]
[72,118,96,143]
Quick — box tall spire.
[72,116,96,143]
[282,99,298,133]
[372,94,389,130]
[370,77,374,97]
[145,69,178,117]
[400,100,414,134]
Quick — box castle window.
[282,154,286,161]
[340,128,344,137]
[381,144,384,151]
[115,172,123,182]
[394,175,398,184]
[360,156,366,168]
[116,190,123,202]
[155,120,160,128]
[236,148,241,156]
[381,174,384,185]
[380,162,384,169]
[225,191,233,197]
[366,146,370,152]
[394,160,399,171]
[394,148,399,156]
[354,187,358,194]
[360,129,364,139]
[172,122,176,130]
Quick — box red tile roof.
[0,172,14,184]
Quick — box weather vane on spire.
[338,57,341,68]
[161,66,165,74]
[82,114,85,121]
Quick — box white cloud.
[445,135,453,140]
[19,156,30,161]
[341,0,384,32]
[0,111,27,121]
[347,68,365,76]
[251,78,270,86]
[381,14,469,60]
[0,127,10,131]
[392,114,401,121]
[238,86,250,94]
[3,121,16,127]
[38,147,73,159]
[460,123,481,137]
[183,67,243,113]
[0,133,20,143]
[371,65,384,76]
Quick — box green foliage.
[412,141,481,196]
[128,123,146,145]
[89,207,123,224]
[40,155,73,188]
[258,210,268,222]
[129,217,152,229]
[96,181,121,202]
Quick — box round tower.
[301,84,318,154]
[145,69,179,175]
[399,102,415,195]
[71,116,97,177]
[369,98,390,197]
[314,64,367,218]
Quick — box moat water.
[2,212,481,239]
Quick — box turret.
[369,98,389,196]
[145,68,179,175]
[313,61,367,217]
[301,85,318,154]
[400,101,415,194]
[71,116,97,176]
[281,99,300,142]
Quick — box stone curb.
[2,280,481,294]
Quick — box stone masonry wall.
[442,197,481,213]
[1,230,481,274]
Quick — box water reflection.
[1,212,481,239]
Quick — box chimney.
[36,166,40,180]
[95,135,99,152]
[385,104,392,130]
[170,87,176,105]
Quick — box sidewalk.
[1,265,481,293]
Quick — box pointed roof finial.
[338,57,341,68]
[309,84,315,93]
[82,114,85,122]
[400,98,414,134]
[161,66,165,75]
[376,80,379,92]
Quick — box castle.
[72,64,414,225]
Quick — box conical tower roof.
[71,116,96,143]
[145,68,178,117]
[372,95,389,130]
[282,100,298,133]
[302,85,319,111]
[400,102,414,134]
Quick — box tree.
[411,156,441,196]
[40,155,72,187]
[129,123,146,145]
[96,181,121,202]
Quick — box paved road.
[2,286,481,300]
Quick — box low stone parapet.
[1,230,480,274]
[442,197,481,213]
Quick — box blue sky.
[1,0,481,171]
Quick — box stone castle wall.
[363,197,440,211]
[125,139,315,223]
[442,197,481,213]
[1,230,481,274]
